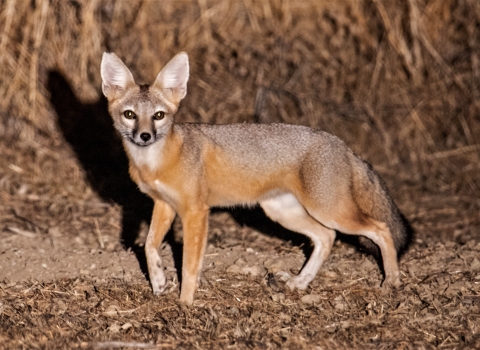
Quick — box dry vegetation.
[0,0,479,349]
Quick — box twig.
[85,341,161,349]
[94,219,105,249]
[7,226,37,238]
[425,144,480,160]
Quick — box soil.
[1,136,479,349]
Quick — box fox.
[100,51,411,305]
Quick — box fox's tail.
[349,152,413,258]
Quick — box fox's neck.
[123,130,173,172]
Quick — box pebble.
[271,293,285,302]
[240,265,266,277]
[226,306,239,316]
[226,263,266,277]
[263,259,285,274]
[107,322,121,333]
[301,294,323,305]
[324,270,338,278]
[121,322,133,330]
[103,304,120,317]
[275,271,291,282]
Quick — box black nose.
[140,133,151,142]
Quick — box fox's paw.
[382,274,402,289]
[286,275,312,291]
[150,268,167,295]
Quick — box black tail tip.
[396,212,414,258]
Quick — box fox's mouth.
[127,137,155,147]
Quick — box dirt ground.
[0,135,479,349]
[1,0,480,349]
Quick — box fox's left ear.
[154,52,189,103]
[100,52,135,100]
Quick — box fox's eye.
[153,111,165,120]
[124,110,136,119]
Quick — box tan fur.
[101,52,411,305]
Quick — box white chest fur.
[138,180,178,205]
[124,139,165,170]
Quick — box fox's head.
[100,52,189,147]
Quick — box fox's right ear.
[153,52,189,104]
[100,52,135,100]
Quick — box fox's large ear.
[100,52,135,100]
[153,52,189,103]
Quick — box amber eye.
[153,111,165,120]
[123,110,136,119]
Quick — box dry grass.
[0,0,479,348]
[0,0,479,194]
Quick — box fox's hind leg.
[329,213,401,288]
[260,193,336,290]
[146,200,176,295]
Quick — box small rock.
[121,322,133,330]
[263,259,285,274]
[271,293,285,302]
[103,305,121,317]
[301,294,323,305]
[107,322,121,333]
[324,270,338,278]
[240,265,266,277]
[226,306,239,316]
[275,271,291,282]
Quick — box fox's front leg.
[145,200,176,295]
[179,207,209,305]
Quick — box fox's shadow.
[47,71,162,276]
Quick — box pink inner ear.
[101,53,135,91]
[155,53,189,92]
